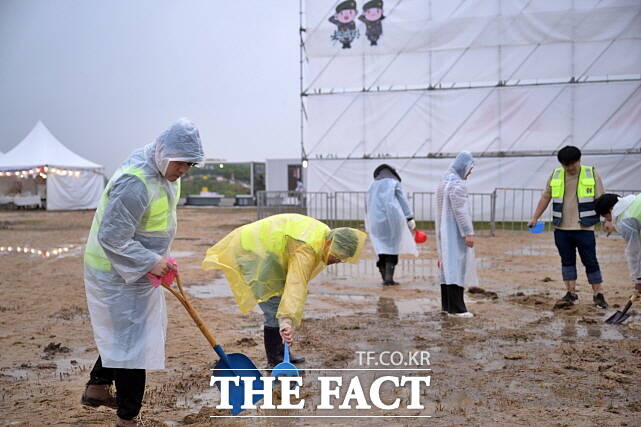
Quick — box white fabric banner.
[305,81,641,158]
[304,0,641,90]
[47,170,104,210]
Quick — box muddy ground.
[0,208,640,426]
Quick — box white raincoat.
[436,152,479,287]
[612,194,641,283]
[366,166,417,256]
[84,118,204,370]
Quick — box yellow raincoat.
[202,214,367,326]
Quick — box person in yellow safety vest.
[528,146,612,309]
[595,193,641,295]
[81,118,204,427]
[202,213,367,367]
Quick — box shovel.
[162,275,264,415]
[604,293,638,324]
[271,342,298,379]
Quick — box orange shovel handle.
[162,274,218,348]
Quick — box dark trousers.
[376,254,398,269]
[440,284,467,313]
[87,356,146,420]
[553,229,603,284]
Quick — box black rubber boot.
[264,326,283,367]
[446,285,467,313]
[376,257,385,282]
[440,284,448,312]
[263,327,305,367]
[383,262,399,286]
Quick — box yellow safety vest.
[84,166,179,272]
[550,165,599,227]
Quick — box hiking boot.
[593,293,608,309]
[561,292,578,303]
[81,384,117,409]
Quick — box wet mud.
[1,208,640,426]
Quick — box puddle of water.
[55,357,94,375]
[0,368,30,379]
[505,245,627,262]
[175,389,219,410]
[541,318,627,340]
[184,278,233,298]
[305,294,440,320]
[321,258,499,280]
[171,250,196,258]
[0,356,94,380]
[0,244,80,259]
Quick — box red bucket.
[414,229,427,243]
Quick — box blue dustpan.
[529,221,545,233]
[212,345,264,415]
[162,276,264,416]
[271,343,298,379]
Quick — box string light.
[0,167,83,178]
[0,245,77,258]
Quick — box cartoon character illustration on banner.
[329,0,359,49]
[359,0,384,46]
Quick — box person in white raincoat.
[81,118,204,426]
[367,164,417,286]
[435,152,478,317]
[594,193,641,295]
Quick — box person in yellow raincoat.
[202,213,367,366]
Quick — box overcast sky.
[0,0,301,174]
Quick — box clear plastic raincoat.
[612,194,641,282]
[366,166,417,256]
[435,152,479,287]
[201,214,367,326]
[84,118,204,370]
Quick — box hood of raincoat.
[612,194,635,221]
[327,227,368,264]
[153,118,205,176]
[373,164,401,182]
[444,151,474,180]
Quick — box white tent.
[301,0,641,221]
[0,121,104,210]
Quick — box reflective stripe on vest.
[84,167,178,272]
[550,165,599,227]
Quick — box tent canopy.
[0,121,104,210]
[0,121,102,170]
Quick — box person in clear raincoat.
[81,118,204,426]
[595,193,641,295]
[366,164,417,286]
[202,213,367,367]
[435,152,478,317]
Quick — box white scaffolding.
[300,0,641,195]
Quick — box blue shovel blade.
[212,352,264,416]
[530,222,545,233]
[272,361,298,379]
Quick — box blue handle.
[283,342,290,364]
[213,345,234,369]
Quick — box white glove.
[407,219,416,231]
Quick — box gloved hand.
[604,221,615,236]
[280,326,294,344]
[147,257,178,288]
[407,218,416,231]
